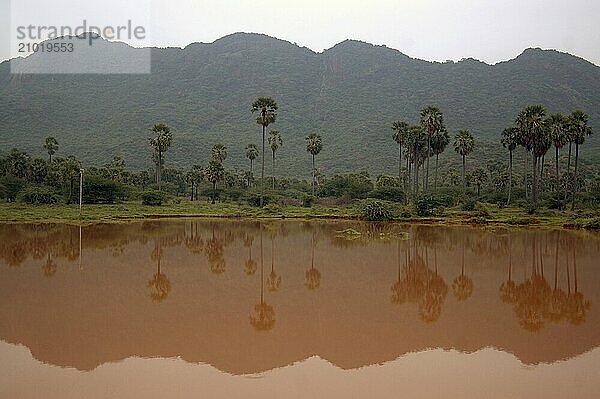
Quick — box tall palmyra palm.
[148,123,173,189]
[211,144,228,163]
[420,106,445,191]
[568,110,593,210]
[453,129,475,189]
[305,133,323,194]
[391,120,410,182]
[251,97,278,207]
[205,160,225,204]
[430,127,450,191]
[548,113,568,184]
[44,136,59,163]
[245,144,259,175]
[268,130,283,190]
[501,126,519,204]
[516,105,547,208]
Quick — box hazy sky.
[1,0,599,65]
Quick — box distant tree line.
[1,98,598,214]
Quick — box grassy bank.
[0,200,599,231]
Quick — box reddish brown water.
[0,220,599,398]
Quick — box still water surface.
[0,220,599,398]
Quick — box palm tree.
[406,125,427,195]
[44,137,59,163]
[148,123,173,189]
[211,144,228,163]
[430,127,450,191]
[453,129,475,189]
[245,143,259,175]
[516,105,547,208]
[420,106,445,191]
[471,167,487,197]
[568,110,593,210]
[251,97,278,207]
[205,160,225,204]
[501,127,519,204]
[268,130,283,190]
[548,113,568,185]
[60,156,81,204]
[305,133,323,194]
[392,120,410,182]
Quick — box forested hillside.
[1,32,599,176]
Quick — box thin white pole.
[79,169,84,215]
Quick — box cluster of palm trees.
[501,106,593,208]
[391,106,474,196]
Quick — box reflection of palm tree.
[244,234,257,276]
[391,240,408,304]
[452,245,474,301]
[391,238,448,323]
[147,241,171,302]
[42,253,57,277]
[205,225,225,275]
[305,231,321,290]
[566,248,591,325]
[250,227,275,331]
[266,237,281,291]
[499,238,517,304]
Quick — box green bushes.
[141,190,167,206]
[0,176,25,202]
[319,173,373,200]
[19,186,59,204]
[361,200,393,221]
[83,175,128,204]
[369,186,405,202]
[416,195,451,216]
[461,198,477,211]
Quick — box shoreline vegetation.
[1,202,599,232]
[1,99,598,230]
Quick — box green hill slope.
[1,32,598,176]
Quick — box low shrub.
[361,200,393,221]
[141,190,167,206]
[461,198,477,212]
[416,195,449,217]
[83,175,128,204]
[19,186,59,204]
[368,186,406,202]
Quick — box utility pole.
[79,169,84,215]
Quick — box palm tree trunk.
[462,155,466,189]
[540,154,545,193]
[507,150,513,205]
[398,143,402,181]
[555,146,560,192]
[524,151,529,200]
[272,151,276,190]
[426,135,431,191]
[571,143,579,210]
[212,182,216,204]
[532,154,538,208]
[312,154,316,195]
[434,154,439,191]
[260,125,266,207]
[414,158,419,196]
[190,181,194,201]
[567,142,572,172]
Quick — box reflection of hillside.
[0,221,598,375]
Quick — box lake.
[0,220,599,398]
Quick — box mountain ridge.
[0,32,598,175]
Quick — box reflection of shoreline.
[0,221,598,375]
